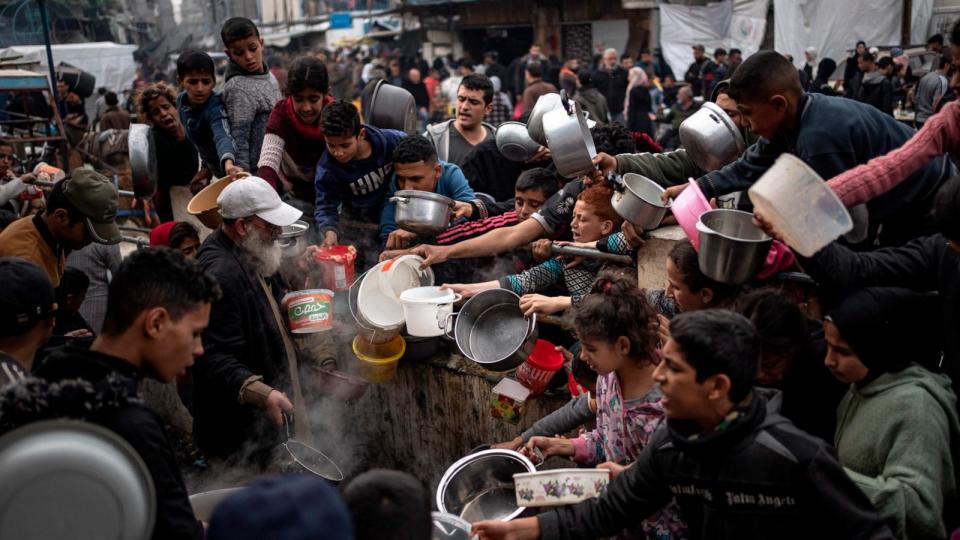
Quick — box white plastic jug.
[748,154,853,257]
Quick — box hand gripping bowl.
[436,448,536,523]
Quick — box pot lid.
[280,220,310,238]
[394,190,455,207]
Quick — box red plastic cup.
[516,339,564,396]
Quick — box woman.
[843,40,867,96]
[825,287,958,540]
[137,83,201,222]
[257,56,334,213]
[809,58,838,96]
[624,67,654,136]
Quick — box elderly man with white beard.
[192,176,304,467]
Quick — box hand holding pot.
[752,209,786,243]
[264,390,294,426]
[441,281,497,299]
[526,145,551,164]
[526,435,574,460]
[452,200,473,220]
[621,222,647,249]
[662,183,687,204]
[472,517,541,540]
[519,294,569,317]
[321,230,339,248]
[592,152,617,177]
[597,461,630,479]
[491,436,524,451]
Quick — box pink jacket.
[827,100,959,207]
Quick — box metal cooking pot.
[128,123,157,199]
[279,220,310,258]
[436,448,536,523]
[390,190,455,235]
[526,93,562,146]
[189,487,245,522]
[450,289,537,372]
[496,122,541,162]
[696,209,772,285]
[679,102,746,172]
[543,91,597,178]
[610,173,670,230]
[0,420,155,540]
[364,80,419,135]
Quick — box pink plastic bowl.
[672,179,714,249]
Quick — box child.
[315,100,407,251]
[473,310,897,540]
[257,56,334,205]
[444,185,629,316]
[220,17,282,172]
[53,267,93,337]
[176,50,241,179]
[526,272,687,539]
[381,135,476,250]
[343,469,432,540]
[149,221,201,260]
[653,240,740,316]
[825,288,958,540]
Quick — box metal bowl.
[679,102,746,172]
[279,220,310,258]
[697,209,772,285]
[452,289,537,372]
[128,123,157,198]
[391,190,455,235]
[436,449,535,523]
[496,122,541,162]
[432,512,473,540]
[0,420,155,540]
[526,93,562,146]
[364,80,419,135]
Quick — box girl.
[825,287,958,540]
[257,56,334,209]
[137,83,201,222]
[649,239,740,318]
[526,272,686,540]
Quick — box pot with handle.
[399,286,461,337]
[390,190,455,235]
[526,93,563,146]
[609,173,670,230]
[128,123,157,199]
[679,102,746,172]
[543,90,597,178]
[450,289,538,372]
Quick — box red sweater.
[257,95,334,201]
[828,100,959,207]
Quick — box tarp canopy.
[0,42,137,94]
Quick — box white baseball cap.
[217,176,302,226]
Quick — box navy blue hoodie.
[313,124,407,235]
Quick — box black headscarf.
[813,58,837,88]
[827,287,943,377]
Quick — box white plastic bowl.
[513,468,610,507]
[748,154,853,257]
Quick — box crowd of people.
[0,11,959,540]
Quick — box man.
[915,55,950,125]
[0,139,38,211]
[193,176,301,464]
[700,47,728,99]
[619,53,634,70]
[425,73,497,167]
[593,48,629,123]
[381,135,475,249]
[574,71,610,126]
[559,56,579,82]
[507,44,548,101]
[684,44,709,97]
[473,310,896,540]
[99,91,130,131]
[928,33,944,54]
[520,62,558,114]
[483,50,507,83]
[0,171,120,287]
[0,257,55,386]
[726,48,743,77]
[403,68,430,130]
[855,52,894,115]
[28,247,220,539]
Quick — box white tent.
[0,42,138,94]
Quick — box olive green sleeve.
[614,149,704,188]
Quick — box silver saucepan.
[390,190,455,235]
[543,91,597,179]
[610,173,670,230]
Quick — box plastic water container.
[748,154,853,257]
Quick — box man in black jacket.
[592,48,629,123]
[473,310,895,540]
[855,52,894,115]
[193,176,301,463]
[24,248,220,539]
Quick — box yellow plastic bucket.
[352,335,406,383]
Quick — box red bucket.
[313,245,357,291]
[515,339,564,396]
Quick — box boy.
[381,135,476,249]
[343,469,431,540]
[11,248,221,539]
[315,99,407,252]
[220,17,282,172]
[0,257,55,386]
[176,50,241,178]
[683,51,949,247]
[473,310,895,540]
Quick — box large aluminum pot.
[610,173,670,230]
[451,289,537,372]
[391,190,455,235]
[496,122,541,162]
[128,123,157,198]
[696,209,772,285]
[363,79,419,135]
[189,487,245,521]
[0,420,155,540]
[526,93,562,146]
[436,449,536,523]
[679,102,746,172]
[279,220,310,258]
[543,92,596,178]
